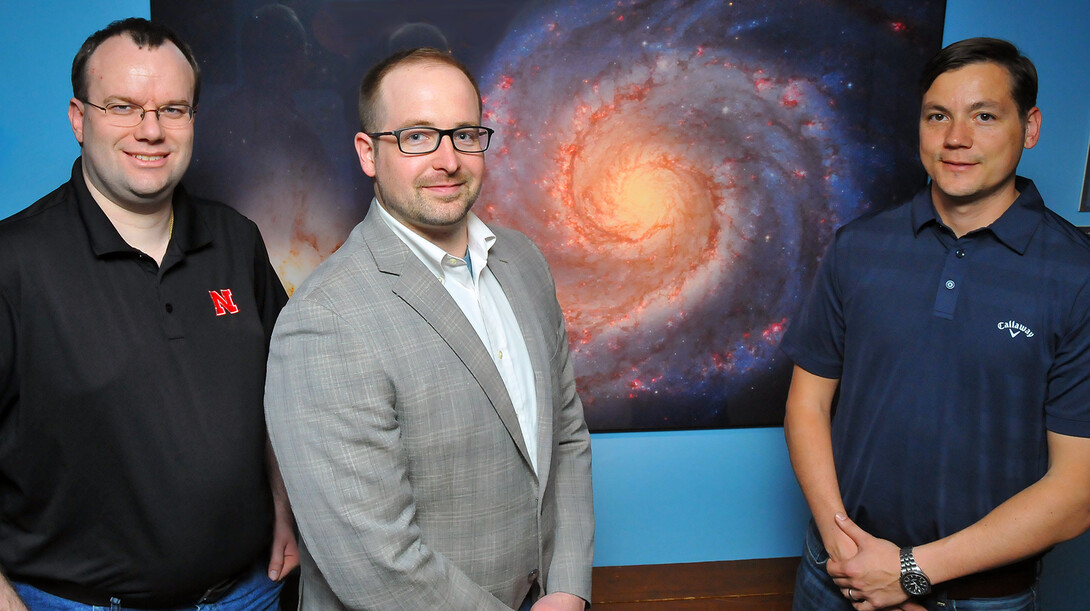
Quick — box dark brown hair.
[919,37,1037,119]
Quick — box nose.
[943,118,971,148]
[430,132,461,173]
[133,108,166,141]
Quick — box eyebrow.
[393,119,481,129]
[922,100,1004,113]
[101,95,193,106]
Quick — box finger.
[834,512,866,544]
[268,544,285,581]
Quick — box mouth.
[127,153,167,162]
[420,182,465,197]
[940,159,977,168]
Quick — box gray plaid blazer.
[265,205,594,610]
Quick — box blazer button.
[528,569,539,583]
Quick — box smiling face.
[354,60,485,254]
[919,61,1040,219]
[69,34,196,213]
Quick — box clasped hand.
[826,513,927,611]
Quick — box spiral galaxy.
[474,0,938,429]
[170,0,942,430]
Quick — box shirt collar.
[374,198,496,281]
[910,176,1044,254]
[73,156,212,258]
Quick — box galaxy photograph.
[155,0,948,431]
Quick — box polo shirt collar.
[72,157,213,257]
[988,177,1043,255]
[910,176,1044,254]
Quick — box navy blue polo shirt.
[0,159,287,604]
[782,177,1090,547]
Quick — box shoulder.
[183,190,262,238]
[1035,207,1090,260]
[0,181,77,238]
[0,182,80,282]
[833,199,913,242]
[289,221,381,306]
[489,223,551,270]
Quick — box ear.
[1023,106,1042,150]
[354,132,377,178]
[69,98,86,145]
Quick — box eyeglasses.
[367,126,494,154]
[81,100,195,129]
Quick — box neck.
[85,178,174,265]
[419,224,469,258]
[932,182,1019,238]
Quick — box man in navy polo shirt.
[783,38,1090,610]
[0,18,297,610]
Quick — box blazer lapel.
[360,210,534,469]
[488,244,553,488]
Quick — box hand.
[530,591,586,611]
[267,511,300,581]
[825,519,860,563]
[827,513,908,610]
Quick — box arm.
[830,431,1090,609]
[250,223,297,581]
[0,278,25,611]
[265,439,299,581]
[264,297,510,610]
[782,365,857,563]
[535,320,594,609]
[0,571,27,611]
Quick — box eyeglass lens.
[398,127,490,153]
[101,103,193,128]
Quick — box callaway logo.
[997,320,1034,338]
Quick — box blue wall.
[2,0,1088,606]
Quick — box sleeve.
[0,283,16,423]
[248,221,289,346]
[1045,277,1090,437]
[0,239,19,424]
[543,312,595,602]
[263,294,512,611]
[779,231,847,380]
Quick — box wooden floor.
[280,556,801,609]
[592,557,800,610]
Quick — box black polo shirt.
[0,159,288,604]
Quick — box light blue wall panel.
[1,0,1087,606]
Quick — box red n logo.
[209,289,240,316]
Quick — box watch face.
[901,571,932,596]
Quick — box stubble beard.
[376,174,481,230]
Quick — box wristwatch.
[899,547,932,596]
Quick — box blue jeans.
[12,562,282,611]
[793,520,1038,611]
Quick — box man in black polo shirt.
[783,38,1090,610]
[0,18,297,610]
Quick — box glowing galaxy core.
[474,0,893,429]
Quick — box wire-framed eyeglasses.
[368,126,495,154]
[81,100,195,129]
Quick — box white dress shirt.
[375,199,540,473]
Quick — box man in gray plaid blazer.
[264,47,594,610]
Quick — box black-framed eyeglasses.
[368,126,494,154]
[81,100,196,129]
